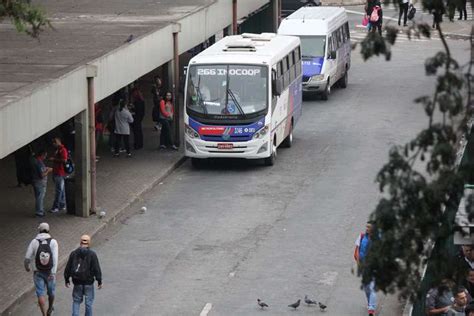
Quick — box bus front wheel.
[191,158,203,168]
[282,121,293,148]
[339,70,348,89]
[264,140,277,166]
[321,79,330,101]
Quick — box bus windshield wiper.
[227,88,246,118]
[189,78,208,114]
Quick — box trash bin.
[65,176,75,214]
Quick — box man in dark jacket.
[64,235,102,316]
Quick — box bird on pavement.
[288,299,301,310]
[304,295,318,305]
[318,302,327,311]
[124,34,134,43]
[257,299,269,309]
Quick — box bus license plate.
[218,143,233,149]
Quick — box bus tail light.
[252,125,269,140]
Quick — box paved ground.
[345,3,472,39]
[10,18,471,316]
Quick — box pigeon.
[288,299,301,309]
[257,299,268,309]
[124,34,134,43]
[304,295,317,305]
[318,302,327,311]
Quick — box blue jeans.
[52,175,66,210]
[363,280,377,311]
[33,181,46,215]
[72,284,94,316]
[33,271,56,298]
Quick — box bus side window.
[289,53,295,83]
[345,22,350,41]
[282,56,289,89]
[327,36,333,57]
[295,47,302,77]
[336,29,342,49]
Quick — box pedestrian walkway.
[0,113,185,313]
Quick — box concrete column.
[87,64,98,214]
[272,0,280,32]
[74,110,91,217]
[172,23,181,146]
[232,0,238,35]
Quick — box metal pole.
[232,0,238,35]
[272,0,279,32]
[87,76,96,215]
[173,31,180,146]
[278,0,282,26]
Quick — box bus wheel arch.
[321,78,330,101]
[264,136,277,166]
[339,65,348,89]
[282,118,293,148]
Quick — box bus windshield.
[186,64,268,118]
[300,36,326,58]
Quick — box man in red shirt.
[49,137,68,213]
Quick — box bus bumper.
[184,135,271,159]
[302,80,326,93]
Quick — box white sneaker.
[50,208,59,213]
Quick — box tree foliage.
[0,0,51,37]
[355,0,474,302]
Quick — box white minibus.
[184,33,303,166]
[278,6,351,100]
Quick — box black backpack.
[35,239,53,271]
[71,252,91,281]
[408,4,416,20]
[64,150,74,175]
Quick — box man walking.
[24,223,59,316]
[49,137,68,213]
[32,149,52,217]
[354,221,377,316]
[65,235,102,316]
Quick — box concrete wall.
[0,0,269,159]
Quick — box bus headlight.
[252,125,269,140]
[185,124,200,139]
[311,74,324,81]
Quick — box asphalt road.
[11,18,471,316]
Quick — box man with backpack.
[354,221,377,316]
[64,235,102,316]
[24,222,59,316]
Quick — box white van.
[278,7,351,100]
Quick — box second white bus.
[278,6,351,100]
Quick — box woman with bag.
[159,92,178,150]
[113,100,134,157]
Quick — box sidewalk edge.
[2,155,187,316]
